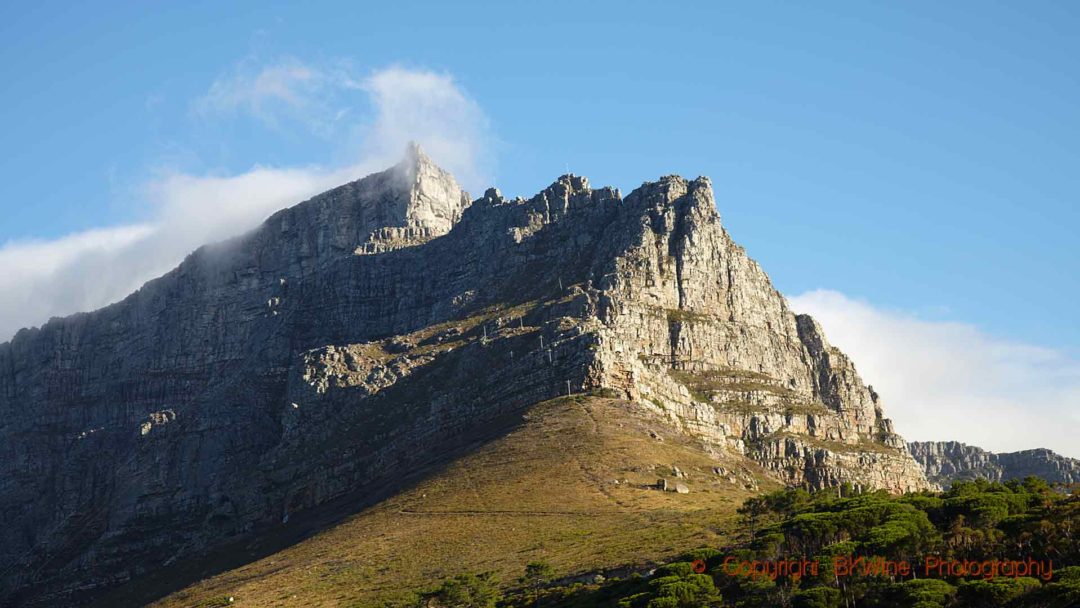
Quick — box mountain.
[0,146,929,606]
[909,440,1080,487]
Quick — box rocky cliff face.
[909,441,1080,487]
[0,148,929,606]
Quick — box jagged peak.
[395,141,449,185]
[554,173,590,191]
[388,142,460,194]
[351,142,471,241]
[620,174,719,226]
[402,140,427,164]
[533,173,592,203]
[625,174,711,199]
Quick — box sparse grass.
[667,369,797,403]
[151,398,774,608]
[762,431,902,456]
[696,400,830,418]
[782,403,832,417]
[645,396,667,411]
[588,388,622,399]
[713,401,769,416]
[190,597,234,608]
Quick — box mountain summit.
[359,141,471,243]
[0,149,929,606]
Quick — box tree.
[646,563,722,608]
[792,586,842,608]
[887,579,956,608]
[424,572,501,608]
[738,496,769,540]
[522,561,554,606]
[956,577,1040,606]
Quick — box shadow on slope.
[139,397,776,607]
[83,400,531,608]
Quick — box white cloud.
[0,226,157,335]
[361,67,491,191]
[146,164,359,246]
[192,59,490,190]
[0,62,491,341]
[198,59,319,113]
[193,57,358,136]
[790,289,1080,459]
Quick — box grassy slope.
[150,397,777,607]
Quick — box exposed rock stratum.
[0,146,930,606]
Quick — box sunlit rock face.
[0,147,928,606]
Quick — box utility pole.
[566,379,571,396]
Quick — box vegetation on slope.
[150,397,774,608]
[461,478,1077,608]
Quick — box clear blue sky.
[1,0,1077,356]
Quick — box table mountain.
[0,145,929,606]
[909,441,1080,487]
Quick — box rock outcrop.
[909,441,1080,487]
[0,147,929,606]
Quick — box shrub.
[956,577,1040,606]
[424,572,501,608]
[792,586,842,608]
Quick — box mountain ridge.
[0,147,929,606]
[909,440,1080,487]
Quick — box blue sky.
[1,1,1078,454]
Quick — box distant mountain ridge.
[909,440,1080,487]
